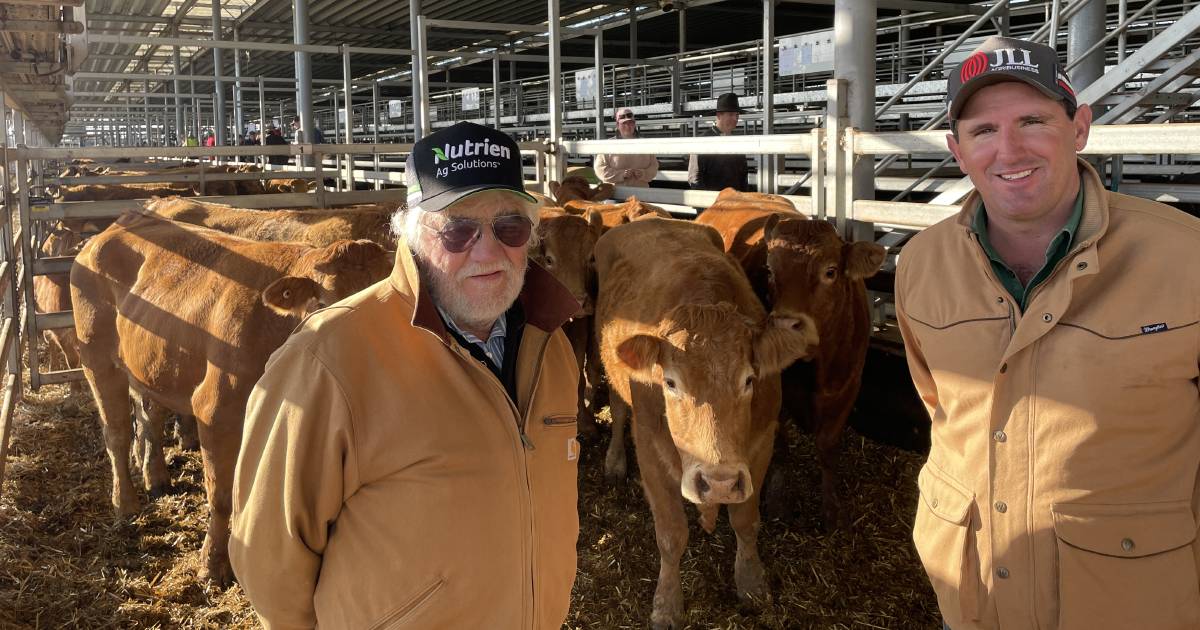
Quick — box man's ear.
[1073,103,1093,152]
[262,277,320,315]
[946,131,962,165]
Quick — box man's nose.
[469,224,506,261]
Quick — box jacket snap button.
[1076,261,1088,271]
[996,296,1005,303]
[1042,313,1053,323]
[999,363,1008,374]
[996,567,1010,579]
[994,501,1007,514]
[993,430,1007,442]
[1122,538,1135,552]
[930,498,939,508]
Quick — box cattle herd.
[35,162,887,628]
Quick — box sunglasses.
[422,214,533,253]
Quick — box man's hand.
[627,168,643,181]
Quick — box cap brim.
[950,72,1066,118]
[418,184,539,212]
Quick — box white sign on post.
[778,31,835,77]
[462,88,480,111]
[388,100,404,119]
[574,68,597,104]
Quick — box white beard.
[420,256,526,333]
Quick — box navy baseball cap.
[947,36,1077,120]
[405,121,537,212]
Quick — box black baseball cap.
[947,36,1077,120]
[405,121,537,212]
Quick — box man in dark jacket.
[688,92,749,192]
[263,127,289,165]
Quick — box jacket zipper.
[428,326,552,630]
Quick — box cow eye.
[664,378,677,391]
[823,266,838,280]
[743,375,755,390]
[544,255,555,268]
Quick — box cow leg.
[816,407,850,531]
[604,393,630,482]
[564,319,598,442]
[637,434,688,629]
[727,422,777,608]
[195,416,236,587]
[175,414,200,451]
[132,394,171,498]
[85,366,139,517]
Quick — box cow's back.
[143,197,394,248]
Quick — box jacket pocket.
[913,462,981,623]
[367,577,445,630]
[543,413,578,428]
[1053,501,1200,630]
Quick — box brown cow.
[71,213,391,586]
[697,205,885,527]
[34,222,86,372]
[532,207,606,439]
[594,217,816,628]
[549,175,614,206]
[49,183,196,201]
[563,196,670,230]
[142,197,396,248]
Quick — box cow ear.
[844,241,886,280]
[263,277,320,315]
[615,334,661,383]
[548,181,561,198]
[313,239,388,273]
[585,209,604,232]
[763,212,782,241]
[754,318,819,376]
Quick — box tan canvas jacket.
[593,142,659,187]
[896,160,1200,630]
[230,242,582,630]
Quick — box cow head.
[615,302,817,505]
[549,175,614,206]
[762,216,885,331]
[263,239,392,316]
[532,210,604,316]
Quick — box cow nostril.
[694,471,710,497]
[733,472,745,495]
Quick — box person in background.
[290,115,325,144]
[264,127,289,166]
[231,121,581,630]
[594,107,659,188]
[688,92,749,192]
[183,132,199,147]
[896,35,1200,630]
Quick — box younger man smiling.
[897,36,1200,630]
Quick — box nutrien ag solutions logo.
[432,138,512,178]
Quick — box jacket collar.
[389,239,580,341]
[955,157,1110,248]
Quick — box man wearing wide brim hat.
[688,92,749,192]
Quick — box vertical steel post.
[416,15,431,137]
[1067,0,1105,90]
[342,44,354,190]
[1118,0,1128,60]
[233,28,244,144]
[679,7,686,54]
[594,33,604,139]
[628,2,637,59]
[212,0,226,146]
[294,0,315,155]
[410,0,425,141]
[372,80,381,190]
[548,0,564,183]
[826,79,849,235]
[834,0,875,205]
[1048,0,1062,50]
[143,80,152,145]
[762,0,775,193]
[493,54,502,128]
[172,43,185,142]
[13,114,38,389]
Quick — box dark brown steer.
[594,217,816,629]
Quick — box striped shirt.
[437,306,508,369]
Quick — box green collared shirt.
[972,176,1084,311]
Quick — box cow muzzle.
[683,463,753,505]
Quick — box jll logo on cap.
[961,52,989,83]
[990,48,1038,72]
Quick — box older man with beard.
[230,121,583,630]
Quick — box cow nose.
[693,465,752,504]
